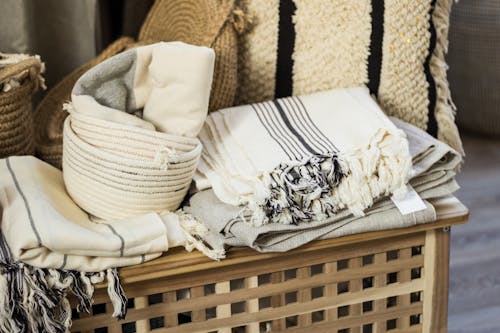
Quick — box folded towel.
[63,42,215,221]
[0,156,225,331]
[186,119,461,252]
[195,87,412,225]
[1,157,186,271]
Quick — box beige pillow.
[236,0,463,154]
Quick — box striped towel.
[195,87,412,225]
[0,156,224,332]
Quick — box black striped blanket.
[195,87,413,225]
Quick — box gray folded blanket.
[185,119,461,252]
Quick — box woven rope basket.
[63,113,202,220]
[448,0,500,136]
[0,56,43,158]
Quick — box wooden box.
[70,196,468,333]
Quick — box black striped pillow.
[236,0,462,154]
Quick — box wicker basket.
[69,196,468,333]
[0,56,43,158]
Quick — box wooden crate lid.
[116,196,468,285]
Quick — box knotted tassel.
[106,269,127,319]
[177,211,226,261]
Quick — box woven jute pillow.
[138,0,240,112]
[35,0,240,169]
[236,0,463,154]
[0,54,44,158]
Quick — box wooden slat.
[324,262,337,322]
[270,272,286,331]
[105,303,122,333]
[245,276,259,333]
[398,248,413,330]
[297,267,311,327]
[373,252,387,333]
[423,229,450,333]
[163,291,177,327]
[215,281,231,333]
[134,296,149,332]
[156,280,424,333]
[349,257,362,333]
[286,303,422,333]
[191,286,206,323]
[71,256,425,331]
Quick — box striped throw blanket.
[196,87,413,225]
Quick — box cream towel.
[186,117,461,252]
[196,87,412,225]
[0,156,222,271]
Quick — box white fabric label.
[391,185,427,215]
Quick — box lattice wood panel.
[69,228,447,333]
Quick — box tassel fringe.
[248,128,412,226]
[177,211,226,260]
[0,259,128,333]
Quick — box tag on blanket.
[391,185,427,215]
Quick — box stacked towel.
[196,87,413,225]
[186,118,462,252]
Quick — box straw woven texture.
[0,56,43,158]
[448,0,500,136]
[63,112,202,220]
[35,0,239,169]
[138,0,239,112]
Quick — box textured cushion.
[236,0,463,154]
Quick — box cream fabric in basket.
[63,42,214,221]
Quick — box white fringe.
[247,127,412,225]
[177,211,226,260]
[331,128,412,216]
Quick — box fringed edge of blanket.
[177,211,226,261]
[0,261,127,333]
[247,128,412,226]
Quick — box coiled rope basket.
[0,55,44,158]
[63,110,202,221]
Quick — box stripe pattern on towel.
[196,87,412,226]
[0,229,127,333]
